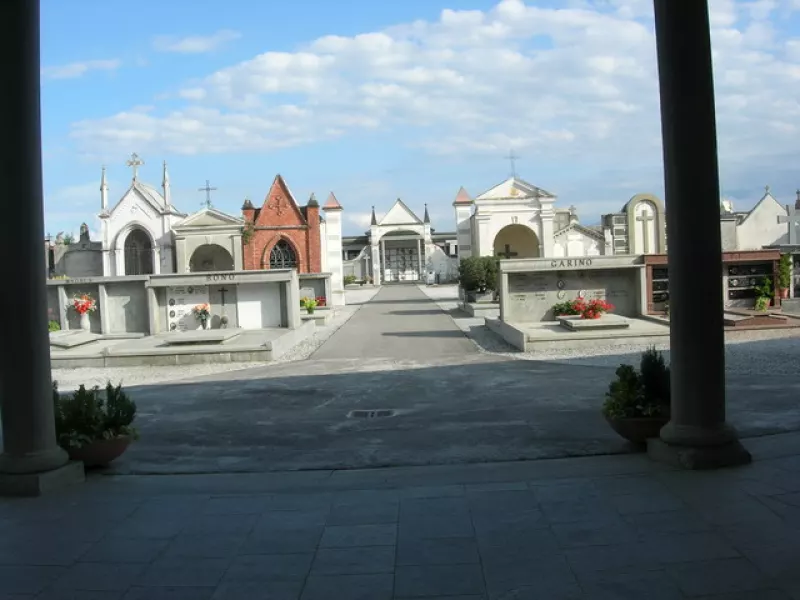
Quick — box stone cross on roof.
[778,204,800,245]
[126,153,144,180]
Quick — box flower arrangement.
[70,294,97,315]
[551,297,614,320]
[193,303,211,325]
[301,296,318,314]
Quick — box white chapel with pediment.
[99,154,187,276]
[456,176,558,260]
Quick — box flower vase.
[79,312,91,331]
[307,307,315,315]
[204,319,211,330]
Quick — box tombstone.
[426,271,436,285]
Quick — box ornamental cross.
[198,180,217,208]
[126,153,144,180]
[498,244,518,259]
[636,210,655,253]
[778,204,800,245]
[267,195,286,216]
[505,150,520,178]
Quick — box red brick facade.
[242,174,321,273]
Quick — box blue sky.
[41,0,800,237]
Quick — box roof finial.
[795,189,800,210]
[370,206,377,226]
[505,149,520,178]
[765,184,771,194]
[126,153,144,181]
[423,203,430,224]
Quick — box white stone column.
[417,239,423,280]
[285,271,302,329]
[0,0,83,495]
[371,244,381,285]
[57,285,69,330]
[146,285,158,335]
[380,239,387,282]
[98,283,110,334]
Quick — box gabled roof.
[739,187,786,224]
[553,222,605,242]
[255,174,307,226]
[452,186,472,206]
[378,198,422,226]
[475,176,555,201]
[109,180,185,218]
[174,207,243,229]
[323,192,343,210]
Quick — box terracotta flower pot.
[67,436,132,468]
[604,414,669,445]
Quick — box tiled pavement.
[3,433,800,599]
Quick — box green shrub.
[53,381,138,449]
[343,274,357,286]
[48,320,61,332]
[458,256,499,292]
[551,301,580,316]
[602,347,671,419]
[778,254,792,290]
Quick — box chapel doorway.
[189,244,234,272]
[493,224,540,259]
[380,230,424,283]
[123,228,154,275]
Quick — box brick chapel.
[242,174,326,273]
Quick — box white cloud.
[347,212,375,229]
[153,30,241,54]
[70,0,800,203]
[42,59,121,80]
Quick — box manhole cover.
[348,409,396,419]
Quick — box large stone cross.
[126,153,144,180]
[636,211,655,253]
[778,203,800,245]
[498,244,518,259]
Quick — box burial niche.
[493,224,540,259]
[189,244,234,272]
[123,228,154,275]
[268,239,297,269]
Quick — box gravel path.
[51,287,381,390]
[418,284,800,376]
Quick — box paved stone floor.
[104,285,800,474]
[2,432,800,599]
[313,285,477,360]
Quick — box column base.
[0,461,84,497]
[647,437,752,470]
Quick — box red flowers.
[554,297,614,320]
[315,296,327,307]
[573,298,614,319]
[71,294,96,315]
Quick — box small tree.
[778,254,792,291]
[458,256,499,292]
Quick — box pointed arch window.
[269,240,297,269]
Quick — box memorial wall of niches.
[506,268,639,322]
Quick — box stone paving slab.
[2,433,800,599]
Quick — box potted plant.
[193,302,211,329]
[754,277,773,312]
[301,296,318,314]
[777,254,792,299]
[53,381,139,467]
[48,319,61,332]
[69,293,97,331]
[602,347,671,444]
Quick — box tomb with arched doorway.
[493,224,541,259]
[123,228,155,275]
[173,207,244,274]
